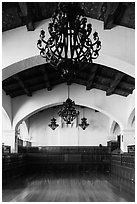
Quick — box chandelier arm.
[40,52,47,58]
[78,33,89,54]
[50,44,61,60]
[50,49,61,59]
[92,41,101,48]
[47,36,65,63]
[90,55,99,60]
[47,39,55,49]
[55,35,64,59]
[92,36,101,46]
[74,35,84,60]
[37,43,45,51]
[40,37,48,45]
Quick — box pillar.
[2,130,16,153]
[120,129,135,152]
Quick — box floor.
[2,172,135,202]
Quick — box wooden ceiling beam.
[39,67,52,91]
[13,74,32,96]
[115,87,133,95]
[3,83,18,90]
[120,81,135,89]
[106,72,125,96]
[18,2,34,31]
[100,2,120,30]
[73,78,87,86]
[86,64,98,90]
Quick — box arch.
[15,121,29,141]
[110,120,120,134]
[12,84,126,129]
[2,19,135,80]
[110,121,116,135]
[2,55,135,81]
[127,108,135,129]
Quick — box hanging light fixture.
[37,2,101,81]
[79,106,89,130]
[48,107,59,130]
[58,86,79,124]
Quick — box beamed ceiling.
[2,2,135,31]
[2,63,135,98]
[2,2,135,98]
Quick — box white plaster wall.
[2,109,12,146]
[2,90,12,123]
[2,108,11,131]
[2,109,15,151]
[29,106,109,146]
[126,91,135,123]
[2,94,13,147]
[2,19,135,79]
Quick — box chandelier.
[58,86,79,124]
[48,108,59,130]
[37,2,101,81]
[79,106,89,130]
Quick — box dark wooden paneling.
[2,154,27,185]
[25,146,111,174]
[110,153,135,194]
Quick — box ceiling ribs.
[13,74,32,96]
[39,67,52,91]
[18,2,34,31]
[106,72,125,96]
[86,64,98,90]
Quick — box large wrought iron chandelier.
[58,86,79,124]
[79,106,89,130]
[37,2,101,81]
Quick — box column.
[2,130,16,153]
[120,129,135,152]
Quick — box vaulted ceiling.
[2,2,135,98]
[2,63,135,98]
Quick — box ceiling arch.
[15,102,121,135]
[11,83,128,130]
[2,18,135,77]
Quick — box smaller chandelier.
[58,86,79,124]
[79,107,89,130]
[48,117,59,130]
[48,108,59,130]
